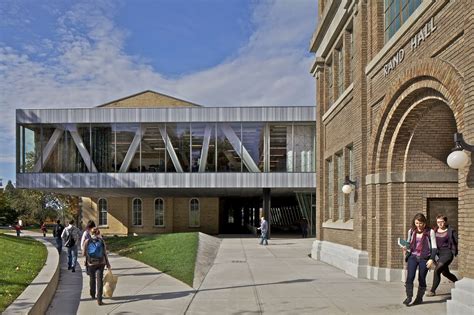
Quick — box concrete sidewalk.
[41,234,452,314]
[187,236,451,315]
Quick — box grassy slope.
[105,232,198,287]
[0,234,47,312]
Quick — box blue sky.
[0,0,317,185]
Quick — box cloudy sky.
[0,0,318,184]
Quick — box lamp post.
[447,133,473,169]
[342,176,356,194]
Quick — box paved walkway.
[42,234,452,314]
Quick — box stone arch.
[369,59,464,176]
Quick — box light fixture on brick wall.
[447,133,473,169]
[342,176,356,194]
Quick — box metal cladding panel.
[17,173,315,189]
[17,106,315,124]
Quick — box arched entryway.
[366,61,464,280]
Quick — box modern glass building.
[16,91,316,236]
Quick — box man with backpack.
[61,219,81,272]
[53,220,64,253]
[84,227,111,305]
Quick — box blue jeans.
[260,231,268,245]
[67,245,78,269]
[406,255,429,288]
[55,237,62,253]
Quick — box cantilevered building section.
[16,90,316,236]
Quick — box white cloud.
[0,0,317,177]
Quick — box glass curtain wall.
[191,123,216,172]
[19,125,41,173]
[141,124,167,172]
[216,123,242,172]
[167,123,190,172]
[241,123,265,172]
[19,122,315,173]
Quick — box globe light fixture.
[447,133,473,169]
[342,176,356,194]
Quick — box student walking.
[40,222,47,237]
[403,213,437,306]
[53,220,65,253]
[81,220,96,275]
[14,222,21,237]
[61,219,81,272]
[426,214,458,296]
[84,227,111,305]
[258,216,269,245]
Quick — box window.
[327,60,333,106]
[327,159,334,220]
[337,46,344,97]
[98,198,108,226]
[132,198,142,226]
[154,198,165,227]
[348,146,354,219]
[347,27,354,84]
[189,198,200,227]
[385,0,422,41]
[337,154,344,220]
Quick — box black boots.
[411,286,426,305]
[403,283,413,306]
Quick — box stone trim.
[311,240,368,278]
[366,170,458,185]
[322,83,354,123]
[322,219,354,230]
[447,278,474,315]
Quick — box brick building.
[309,0,473,312]
[16,91,316,237]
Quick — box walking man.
[53,220,64,253]
[258,216,269,245]
[61,219,81,272]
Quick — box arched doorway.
[367,70,463,280]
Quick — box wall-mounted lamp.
[447,133,474,169]
[342,176,356,194]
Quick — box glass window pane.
[293,125,315,172]
[241,123,265,172]
[114,124,139,172]
[91,125,113,172]
[269,124,291,172]
[216,123,242,172]
[20,125,41,173]
[167,123,191,172]
[190,123,216,172]
[141,124,167,172]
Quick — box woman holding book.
[426,214,458,296]
[403,213,437,306]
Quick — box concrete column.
[263,188,271,239]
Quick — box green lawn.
[0,234,47,312]
[105,233,198,287]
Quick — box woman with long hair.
[426,214,458,296]
[403,213,437,306]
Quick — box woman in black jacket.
[426,214,458,296]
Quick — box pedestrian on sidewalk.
[300,217,309,238]
[81,220,96,275]
[84,227,111,306]
[40,222,47,237]
[257,216,268,245]
[403,213,437,306]
[426,214,458,297]
[61,219,81,272]
[13,222,21,237]
[53,220,64,253]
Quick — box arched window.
[132,198,142,226]
[98,198,108,226]
[189,198,200,227]
[154,198,165,227]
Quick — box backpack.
[64,229,76,248]
[87,238,105,264]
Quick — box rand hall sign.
[383,16,437,77]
